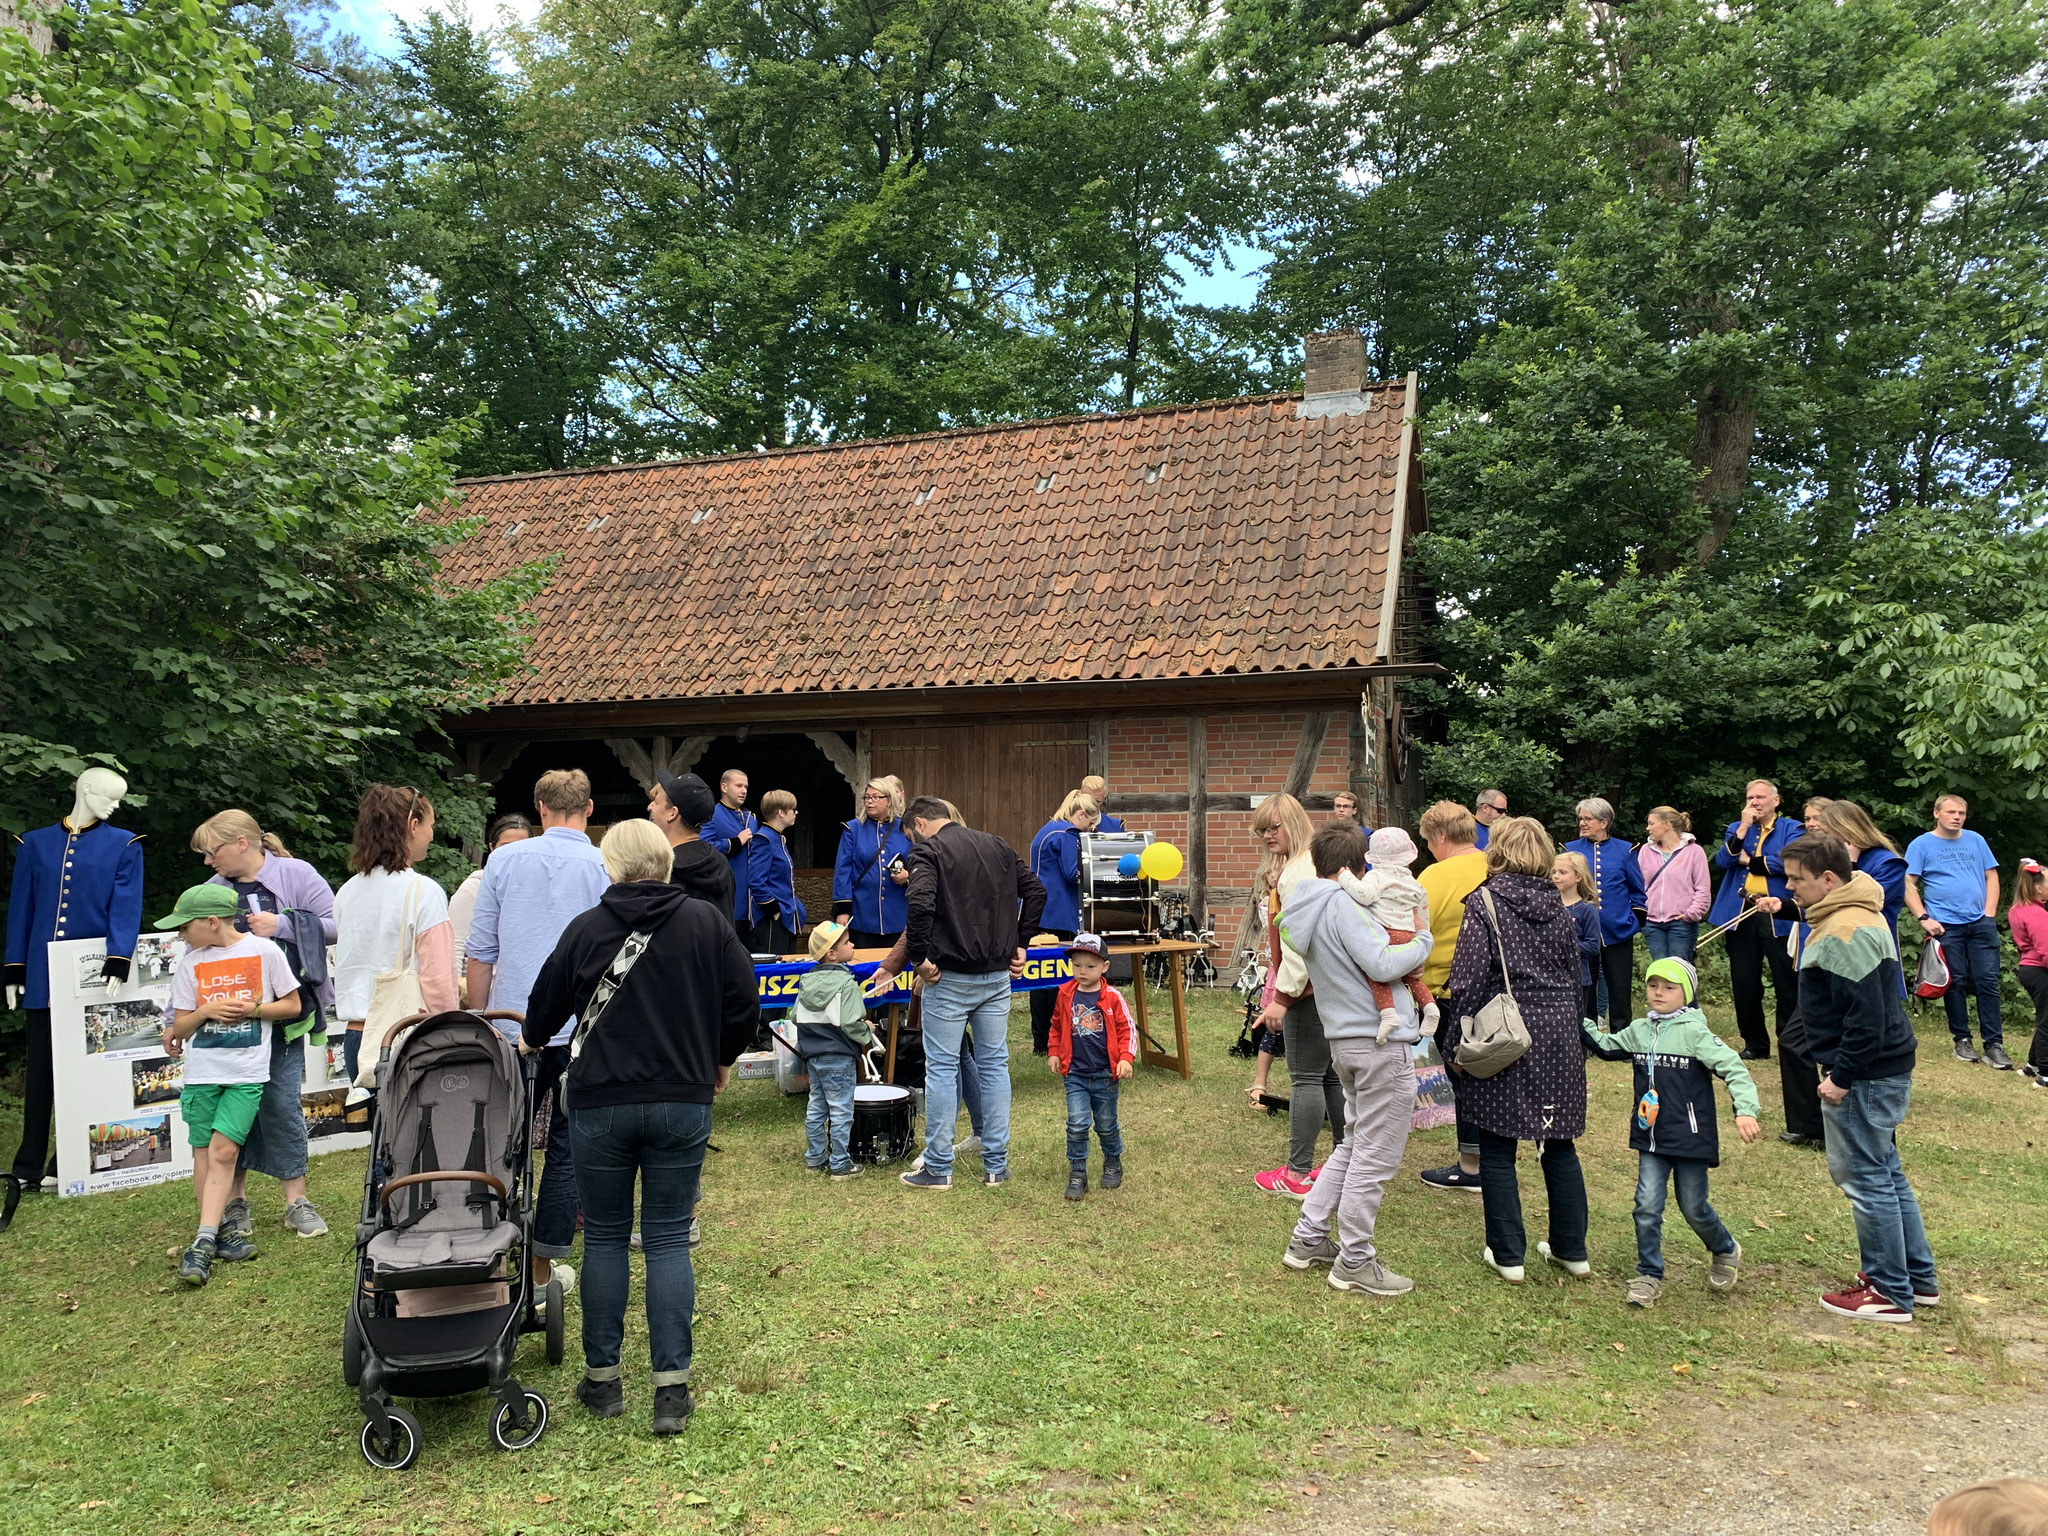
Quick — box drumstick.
[1697,900,1767,949]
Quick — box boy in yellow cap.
[156,884,300,1286]
[789,921,874,1178]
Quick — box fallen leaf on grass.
[1302,1483,1320,1497]
[1611,1342,1626,1354]
[534,1494,556,1505]
[1751,1217,1771,1230]
[79,1502,107,1511]
[1464,1449,1490,1464]
[1802,1233,1816,1243]
[1842,1399,1861,1408]
[21,1393,47,1406]
[1671,1362,1692,1376]
[1031,1286,1050,1298]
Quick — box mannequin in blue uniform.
[704,767,760,935]
[3,768,145,1228]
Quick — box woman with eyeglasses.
[831,775,914,950]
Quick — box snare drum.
[849,1084,916,1165]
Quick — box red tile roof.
[440,387,1417,709]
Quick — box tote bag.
[353,874,426,1088]
[1454,889,1533,1079]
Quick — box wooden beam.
[854,728,872,793]
[1283,711,1332,801]
[1101,791,1347,814]
[1088,718,1109,779]
[806,731,862,795]
[604,737,658,791]
[1374,372,1421,663]
[1186,715,1208,925]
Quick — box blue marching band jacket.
[748,824,807,934]
[704,803,760,924]
[1708,815,1803,938]
[1029,818,1086,932]
[1563,834,1645,945]
[5,819,146,1009]
[831,815,914,935]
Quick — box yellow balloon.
[1140,842,1183,882]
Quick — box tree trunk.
[1689,383,1758,565]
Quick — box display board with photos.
[47,934,367,1198]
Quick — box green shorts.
[181,1083,265,1148]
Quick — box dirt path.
[1273,1386,2048,1535]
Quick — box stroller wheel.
[490,1390,550,1452]
[544,1276,565,1365]
[342,1303,365,1388]
[359,1406,421,1471]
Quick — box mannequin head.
[70,767,127,827]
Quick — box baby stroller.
[342,1009,563,1469]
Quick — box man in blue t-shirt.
[1904,793,2006,1068]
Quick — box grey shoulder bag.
[1455,889,1533,1079]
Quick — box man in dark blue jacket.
[703,769,758,934]
[1707,779,1803,1063]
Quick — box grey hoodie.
[1278,877,1435,1044]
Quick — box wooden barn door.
[870,721,1088,856]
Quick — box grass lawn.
[1,987,2043,1535]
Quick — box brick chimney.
[1298,330,1372,418]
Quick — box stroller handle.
[379,1169,508,1208]
[477,1009,526,1025]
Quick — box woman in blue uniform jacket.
[747,790,808,957]
[831,776,915,947]
[1564,797,1646,1025]
[1815,800,1908,984]
[1027,792,1102,1053]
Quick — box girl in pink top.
[1638,806,1711,964]
[2010,858,2048,1082]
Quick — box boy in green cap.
[156,884,300,1286]
[1583,956,1760,1308]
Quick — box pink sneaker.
[1253,1166,1314,1198]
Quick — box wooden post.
[1186,714,1208,925]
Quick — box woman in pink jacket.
[2011,858,2048,1083]
[1638,807,1711,964]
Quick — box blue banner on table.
[752,946,1074,1005]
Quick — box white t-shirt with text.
[170,934,297,1085]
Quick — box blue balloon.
[1117,853,1142,878]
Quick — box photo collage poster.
[47,934,367,1199]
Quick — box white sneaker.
[546,1263,576,1297]
[1483,1246,1525,1284]
[1537,1240,1591,1278]
[957,1135,985,1157]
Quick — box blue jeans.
[1821,1074,1936,1312]
[236,1025,309,1182]
[919,970,1013,1177]
[1064,1070,1123,1168]
[569,1100,709,1384]
[805,1055,857,1173]
[1643,921,1699,964]
[1475,1130,1586,1267]
[1939,915,2003,1045]
[530,1045,581,1260]
[957,1025,985,1137]
[1633,1152,1734,1277]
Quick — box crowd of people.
[1248,779,2044,1331]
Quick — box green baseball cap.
[155,883,241,930]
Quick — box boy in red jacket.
[1047,933,1135,1201]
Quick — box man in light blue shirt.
[465,769,609,1293]
[1904,793,2006,1068]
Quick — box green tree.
[0,1,539,883]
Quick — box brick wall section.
[1100,706,1386,954]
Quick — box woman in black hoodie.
[1441,817,1591,1286]
[523,818,759,1435]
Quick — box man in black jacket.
[651,769,733,914]
[893,796,1046,1190]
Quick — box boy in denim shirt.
[1047,934,1135,1201]
[790,921,872,1178]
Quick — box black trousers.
[2022,966,2048,1074]
[848,928,898,951]
[1597,940,1636,1023]
[1726,911,1796,1057]
[747,919,796,958]
[1029,928,1076,1051]
[9,1008,54,1184]
[1778,983,1824,1141]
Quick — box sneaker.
[1985,1043,2014,1071]
[1100,1158,1124,1190]
[1253,1166,1314,1198]
[652,1384,694,1436]
[1283,1234,1339,1270]
[178,1236,216,1287]
[1954,1039,1981,1063]
[1857,1272,1938,1308]
[1708,1242,1742,1292]
[283,1197,328,1237]
[1418,1164,1482,1194]
[1820,1284,1913,1324]
[687,1217,702,1249]
[1066,1169,1088,1202]
[1737,1047,1770,1061]
[221,1196,253,1239]
[804,1160,828,1173]
[2024,1062,2040,1080]
[982,1168,1011,1187]
[1626,1275,1662,1309]
[1482,1246,1525,1284]
[1329,1257,1414,1295]
[1537,1241,1591,1278]
[830,1164,864,1181]
[576,1375,625,1418]
[957,1134,985,1157]
[214,1228,258,1264]
[900,1168,952,1190]
[549,1263,577,1298]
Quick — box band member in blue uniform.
[1707,778,1804,1064]
[831,775,914,948]
[748,791,808,956]
[1565,797,1646,1025]
[1028,792,1102,1054]
[704,768,759,934]
[1081,776,1124,833]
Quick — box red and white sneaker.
[1820,1284,1913,1324]
[1858,1271,1939,1308]
[1253,1166,1314,1198]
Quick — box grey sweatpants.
[1284,997,1344,1176]
[1291,1035,1416,1269]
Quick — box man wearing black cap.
[650,770,733,914]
